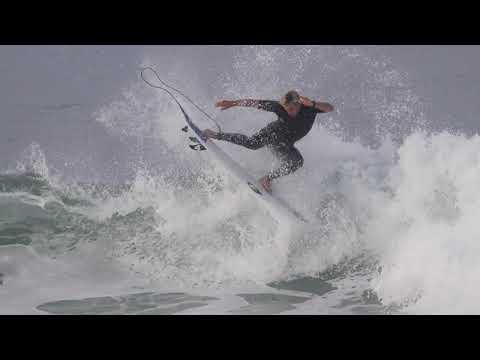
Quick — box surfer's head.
[281,90,302,117]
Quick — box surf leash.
[140,67,222,132]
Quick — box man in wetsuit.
[203,90,334,193]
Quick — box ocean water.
[1,45,479,314]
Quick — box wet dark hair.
[281,90,300,106]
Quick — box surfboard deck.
[177,103,308,224]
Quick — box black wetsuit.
[215,100,325,180]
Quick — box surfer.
[203,90,334,193]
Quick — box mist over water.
[1,45,480,314]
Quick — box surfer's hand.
[215,100,237,111]
[299,96,315,107]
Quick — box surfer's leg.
[215,125,273,150]
[267,146,304,180]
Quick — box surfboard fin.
[181,126,189,132]
[189,137,200,143]
[189,144,206,151]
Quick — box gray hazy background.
[1,45,479,183]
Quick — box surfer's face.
[283,103,301,117]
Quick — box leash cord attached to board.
[140,67,222,132]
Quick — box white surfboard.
[175,100,308,224]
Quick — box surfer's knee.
[288,150,303,171]
[286,158,303,174]
[294,153,304,169]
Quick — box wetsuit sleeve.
[307,106,326,114]
[256,100,283,115]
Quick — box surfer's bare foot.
[259,176,272,194]
[203,129,218,140]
